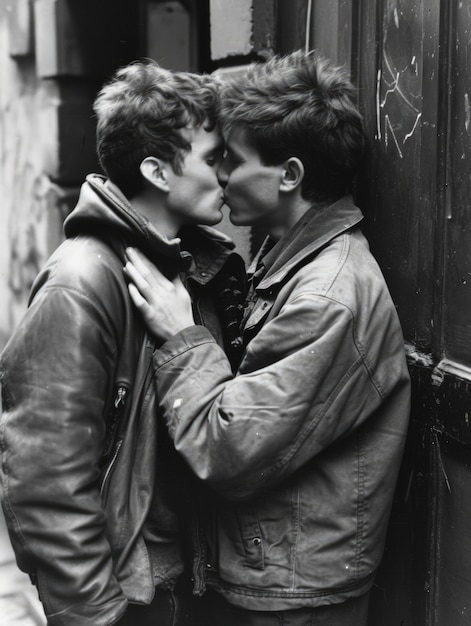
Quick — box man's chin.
[203,211,224,226]
[229,212,249,226]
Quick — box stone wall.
[0,0,63,348]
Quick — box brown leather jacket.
[0,175,245,625]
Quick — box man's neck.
[131,194,181,241]
[267,196,313,242]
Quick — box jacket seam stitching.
[290,487,300,590]
[355,431,366,577]
[289,292,385,400]
[39,283,112,322]
[209,572,374,598]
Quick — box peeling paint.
[431,366,445,387]
[405,343,434,367]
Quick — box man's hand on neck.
[124,248,195,341]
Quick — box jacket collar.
[64,174,237,283]
[251,196,364,291]
[179,225,238,285]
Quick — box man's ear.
[140,157,169,192]
[280,157,304,193]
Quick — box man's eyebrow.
[203,144,224,157]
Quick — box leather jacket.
[153,196,411,610]
[0,174,245,625]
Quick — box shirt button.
[252,537,261,547]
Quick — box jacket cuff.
[153,325,217,367]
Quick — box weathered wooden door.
[355,0,471,624]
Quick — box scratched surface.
[358,0,437,350]
[376,2,423,160]
[360,0,471,368]
[356,2,456,624]
[357,3,471,624]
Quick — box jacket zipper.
[100,439,123,496]
[114,385,127,409]
[100,384,128,495]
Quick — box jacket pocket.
[235,507,265,570]
[241,296,276,349]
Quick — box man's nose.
[217,163,228,188]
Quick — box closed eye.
[206,150,224,167]
[227,154,243,168]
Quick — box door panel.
[355,1,471,624]
[357,0,440,350]
[442,1,471,365]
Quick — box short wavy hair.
[93,59,219,198]
[218,50,365,203]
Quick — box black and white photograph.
[0,2,469,625]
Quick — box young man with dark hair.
[125,50,411,626]
[0,60,245,626]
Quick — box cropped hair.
[93,59,219,198]
[218,50,365,203]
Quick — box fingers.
[128,284,163,337]
[124,260,152,297]
[128,283,147,310]
[124,249,195,339]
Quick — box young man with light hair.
[126,50,411,626]
[0,60,245,626]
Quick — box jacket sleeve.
[0,283,128,625]
[154,292,392,501]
